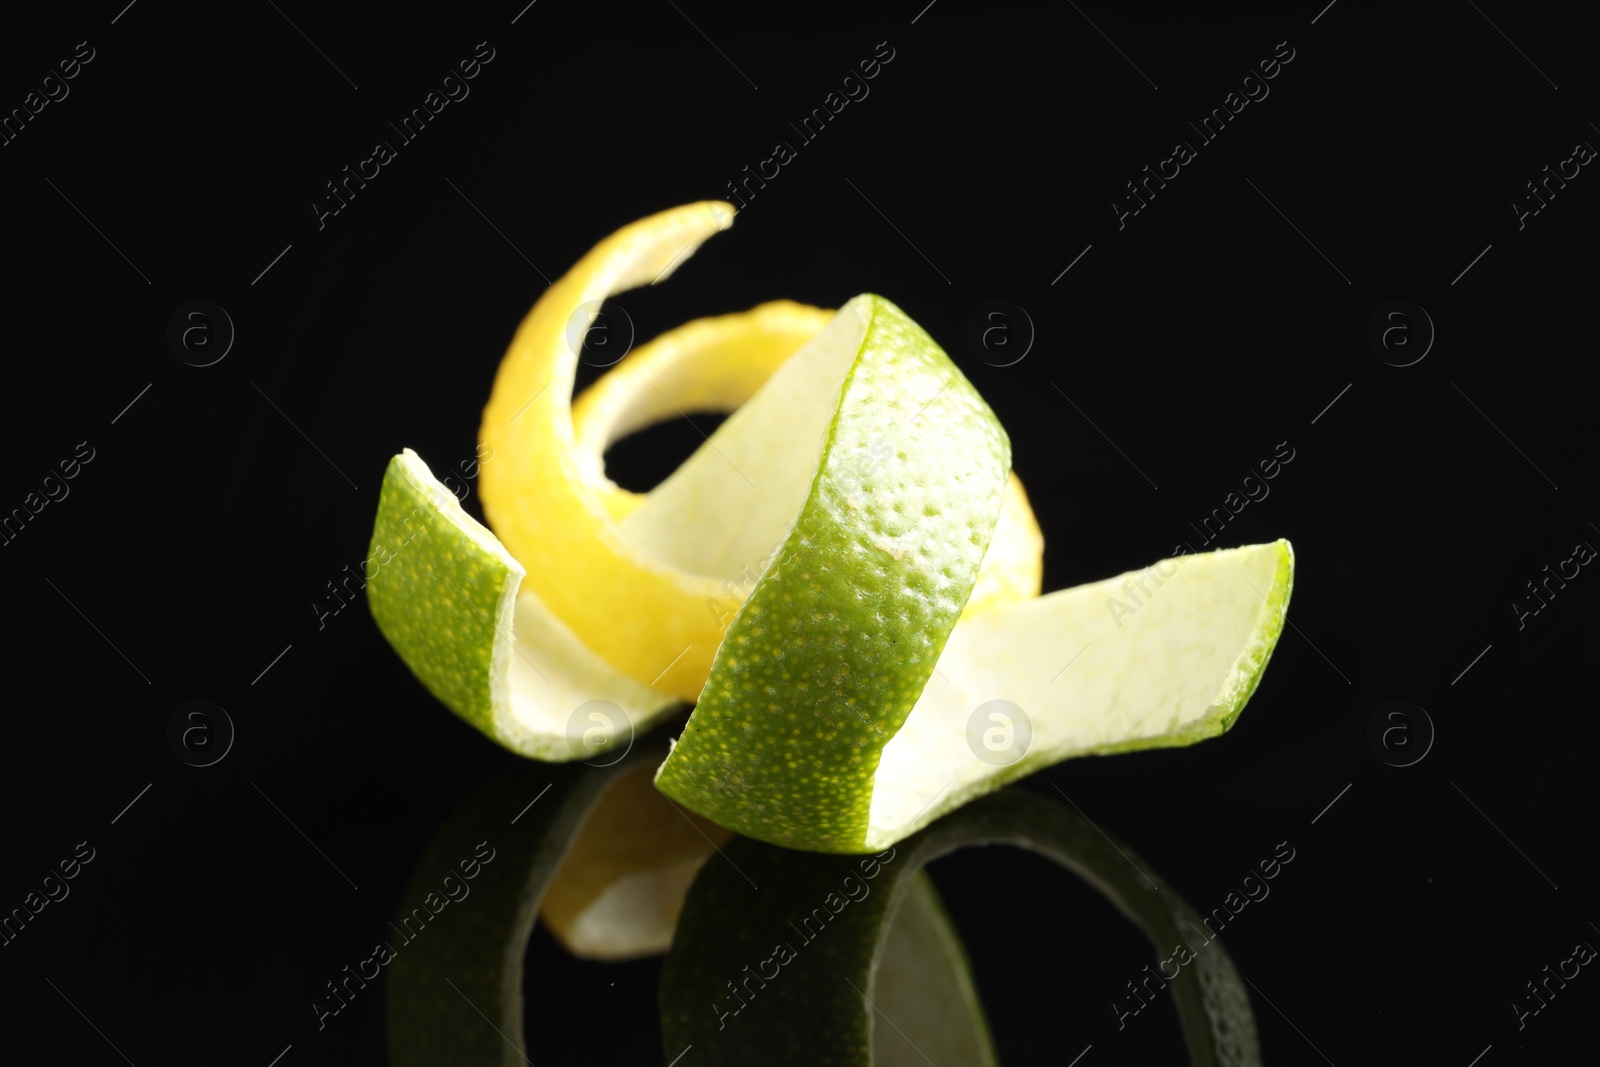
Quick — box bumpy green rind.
[367,450,521,746]
[655,295,1011,852]
[660,788,1262,1067]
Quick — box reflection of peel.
[660,788,1262,1066]
[867,871,998,1067]
[385,740,720,1067]
[541,760,729,959]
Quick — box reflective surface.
[4,3,1597,1064]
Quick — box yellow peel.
[481,207,1046,702]
[570,301,1044,617]
[571,301,835,523]
[480,202,741,700]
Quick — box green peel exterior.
[654,295,1011,852]
[367,449,520,745]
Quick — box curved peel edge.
[479,201,744,701]
[367,449,679,761]
[386,750,659,1067]
[540,759,731,960]
[865,539,1295,850]
[653,295,1013,853]
[871,871,1000,1067]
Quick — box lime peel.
[367,449,679,761]
[653,293,1012,851]
[866,539,1294,849]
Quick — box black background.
[3,1,1598,1063]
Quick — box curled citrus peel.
[480,204,822,701]
[367,202,1293,853]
